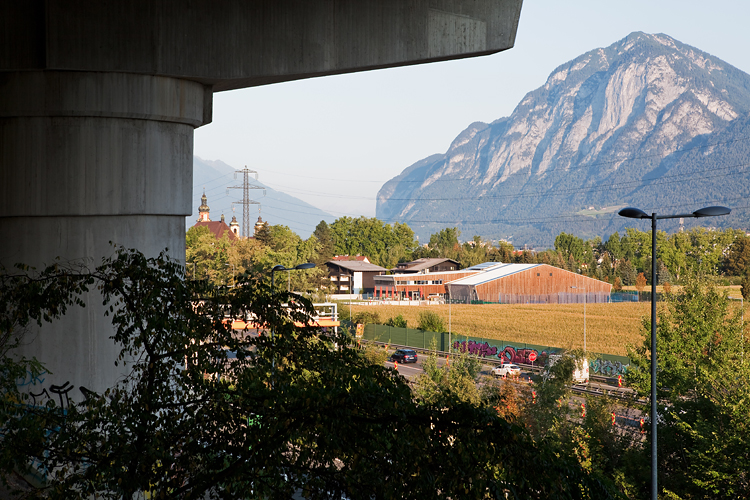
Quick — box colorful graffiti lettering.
[452,340,498,358]
[499,346,552,365]
[17,369,47,387]
[591,358,627,376]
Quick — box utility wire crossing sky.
[194,1,750,232]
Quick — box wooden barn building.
[446,263,612,304]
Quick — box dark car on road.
[391,349,418,364]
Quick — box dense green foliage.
[1,248,620,499]
[417,310,445,333]
[186,222,325,296]
[626,278,750,498]
[328,216,417,269]
[188,214,749,304]
[384,314,407,328]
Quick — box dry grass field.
[350,300,748,356]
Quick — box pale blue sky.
[194,1,750,233]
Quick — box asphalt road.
[385,354,644,432]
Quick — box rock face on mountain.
[377,32,750,247]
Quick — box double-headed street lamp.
[618,205,730,500]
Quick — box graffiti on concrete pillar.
[17,369,48,387]
[49,382,74,409]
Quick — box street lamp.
[570,286,586,353]
[618,205,730,500]
[270,263,316,292]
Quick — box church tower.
[198,192,210,222]
[254,215,267,236]
[230,215,240,237]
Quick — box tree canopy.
[0,248,619,499]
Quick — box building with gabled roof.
[331,255,371,263]
[325,259,387,295]
[394,258,460,273]
[446,263,611,304]
[374,261,503,300]
[191,192,239,242]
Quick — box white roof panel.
[447,263,541,286]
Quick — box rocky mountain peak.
[377,32,750,247]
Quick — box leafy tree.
[495,240,515,263]
[613,276,623,292]
[460,235,487,268]
[186,225,233,284]
[417,310,445,332]
[742,270,750,300]
[721,233,750,276]
[413,341,483,406]
[352,310,381,326]
[605,232,624,262]
[555,232,587,263]
[385,314,407,328]
[428,227,461,259]
[635,272,647,291]
[0,248,620,499]
[358,341,389,366]
[617,260,637,286]
[329,217,416,268]
[312,220,335,265]
[626,276,749,498]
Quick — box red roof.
[193,221,239,241]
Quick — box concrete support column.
[0,71,210,395]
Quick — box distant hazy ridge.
[190,157,334,239]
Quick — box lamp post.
[570,286,586,353]
[270,263,316,293]
[448,287,452,356]
[618,205,730,500]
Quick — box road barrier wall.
[353,322,629,376]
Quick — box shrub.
[385,315,407,328]
[353,311,381,325]
[418,310,445,332]
[635,272,647,291]
[359,342,389,365]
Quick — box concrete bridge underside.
[0,0,522,394]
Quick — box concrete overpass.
[0,1,522,395]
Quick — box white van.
[545,354,589,384]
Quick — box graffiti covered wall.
[361,323,629,376]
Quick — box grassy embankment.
[351,295,747,356]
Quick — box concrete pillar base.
[1,71,209,396]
